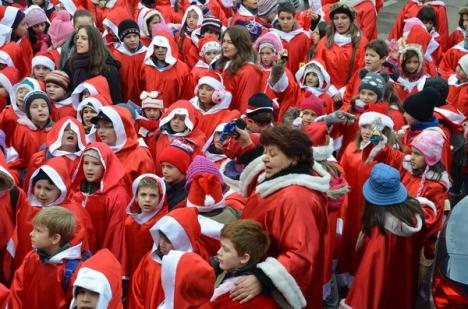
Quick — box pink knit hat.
[48,11,74,48]
[253,31,283,53]
[300,91,325,116]
[140,90,164,109]
[185,155,224,189]
[24,5,49,27]
[411,129,444,167]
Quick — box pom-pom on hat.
[362,163,408,206]
[403,87,439,122]
[300,91,325,117]
[45,70,70,90]
[411,128,445,167]
[303,122,333,162]
[140,90,164,109]
[329,2,356,21]
[48,10,74,48]
[246,93,273,116]
[24,5,49,27]
[186,155,224,188]
[159,139,194,174]
[118,19,140,42]
[186,173,225,211]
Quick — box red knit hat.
[303,122,333,161]
[300,91,325,116]
[159,140,194,174]
[186,174,224,211]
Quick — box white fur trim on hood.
[197,215,224,240]
[48,119,86,158]
[150,216,193,261]
[28,165,68,207]
[90,0,117,9]
[313,138,334,162]
[98,106,127,153]
[48,243,82,264]
[384,213,423,236]
[71,82,98,110]
[358,111,394,130]
[159,108,194,132]
[71,266,113,309]
[144,35,177,71]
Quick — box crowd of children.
[0,0,467,308]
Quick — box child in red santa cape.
[45,70,75,120]
[270,1,312,76]
[101,7,132,54]
[9,206,89,309]
[25,5,51,54]
[159,250,215,309]
[125,174,168,280]
[440,30,468,80]
[0,67,19,112]
[447,7,468,49]
[416,6,444,62]
[30,51,55,82]
[340,163,438,309]
[134,91,164,145]
[230,0,257,26]
[76,95,111,140]
[91,105,155,189]
[140,32,193,108]
[127,207,210,308]
[176,5,204,68]
[135,7,165,46]
[70,75,113,109]
[447,54,468,117]
[190,71,240,138]
[70,143,129,267]
[283,91,326,128]
[191,36,221,84]
[253,31,301,122]
[69,249,123,309]
[210,219,279,308]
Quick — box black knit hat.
[200,18,222,37]
[329,3,356,21]
[358,70,388,101]
[422,77,449,107]
[118,19,140,42]
[246,93,273,116]
[91,110,112,124]
[24,91,51,119]
[403,88,440,122]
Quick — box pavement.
[377,0,467,39]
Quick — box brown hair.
[326,14,362,49]
[33,206,76,245]
[137,177,159,192]
[221,220,270,263]
[260,126,314,168]
[354,126,403,151]
[219,26,256,76]
[402,49,420,75]
[362,197,424,236]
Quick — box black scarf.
[72,53,91,87]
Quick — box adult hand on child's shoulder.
[230,275,261,304]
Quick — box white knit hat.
[140,91,164,109]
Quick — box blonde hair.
[33,206,76,245]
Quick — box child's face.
[82,154,104,183]
[82,107,97,127]
[147,15,161,36]
[242,0,257,10]
[60,124,78,152]
[0,85,7,97]
[16,87,30,111]
[161,162,184,184]
[32,22,47,34]
[96,119,117,146]
[123,33,139,51]
[169,114,187,132]
[29,98,50,127]
[30,224,59,251]
[158,231,174,255]
[136,185,160,214]
[154,46,168,62]
[46,83,66,101]
[403,111,417,125]
[143,107,162,120]
[33,65,51,81]
[360,124,372,143]
[81,89,91,100]
[33,179,60,206]
[217,238,248,271]
[301,109,317,126]
[364,48,384,72]
[456,64,468,82]
[13,19,28,37]
[305,72,319,87]
[186,10,199,29]
[359,89,378,104]
[259,46,275,67]
[333,13,351,34]
[410,146,426,171]
[75,287,100,309]
[423,21,434,32]
[278,11,295,32]
[198,84,215,105]
[404,55,420,74]
[203,49,220,64]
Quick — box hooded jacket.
[70,75,113,110]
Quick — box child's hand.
[235,127,252,149]
[230,275,261,304]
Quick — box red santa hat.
[31,51,55,71]
[195,71,232,106]
[186,174,224,212]
[159,251,215,308]
[0,6,22,28]
[358,104,394,130]
[70,249,123,309]
[303,122,334,162]
[71,75,112,109]
[198,36,221,56]
[405,24,439,62]
[102,6,132,40]
[0,66,19,96]
[159,140,194,174]
[300,91,325,116]
[0,42,20,68]
[140,90,164,109]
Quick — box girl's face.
[158,231,174,255]
[15,87,29,111]
[222,33,238,60]
[203,49,220,64]
[95,119,117,146]
[143,107,161,120]
[33,180,60,206]
[360,124,372,143]
[410,147,426,171]
[82,107,97,127]
[75,288,100,309]
[243,0,257,9]
[301,109,317,126]
[262,144,294,179]
[364,48,384,72]
[333,13,351,34]
[186,10,199,29]
[33,65,52,81]
[147,15,161,36]
[305,72,319,87]
[60,124,78,153]
[359,88,378,104]
[198,84,215,105]
[13,19,28,37]
[278,12,295,33]
[32,22,47,35]
[169,114,187,132]
[76,28,90,54]
[456,64,468,83]
[259,46,275,67]
[29,98,50,127]
[423,21,434,32]
[46,83,66,101]
[123,33,139,51]
[404,55,420,74]
[82,154,104,183]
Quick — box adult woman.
[230,126,330,309]
[65,25,122,103]
[315,3,367,103]
[216,26,262,113]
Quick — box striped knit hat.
[185,155,224,189]
[45,70,70,90]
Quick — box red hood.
[0,42,21,70]
[102,6,132,38]
[159,100,200,133]
[126,173,168,220]
[46,116,87,156]
[71,75,112,109]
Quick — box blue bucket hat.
[362,163,408,206]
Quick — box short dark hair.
[365,39,389,58]
[417,7,437,29]
[246,111,273,126]
[73,10,93,26]
[277,1,295,15]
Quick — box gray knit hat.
[258,0,278,17]
[358,72,387,101]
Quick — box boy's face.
[143,107,161,120]
[198,84,215,105]
[82,154,104,183]
[136,185,160,214]
[96,119,117,146]
[161,162,184,184]
[16,87,30,111]
[82,107,97,128]
[305,72,319,87]
[46,82,67,101]
[359,88,378,104]
[278,11,295,32]
[75,287,100,309]
[169,114,187,133]
[301,109,317,126]
[245,117,267,133]
[203,49,220,64]
[364,48,384,72]
[158,231,174,255]
[60,124,78,153]
[217,238,248,271]
[30,224,59,251]
[123,33,140,51]
[33,180,60,206]
[29,99,50,127]
[154,46,168,62]
[33,65,51,81]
